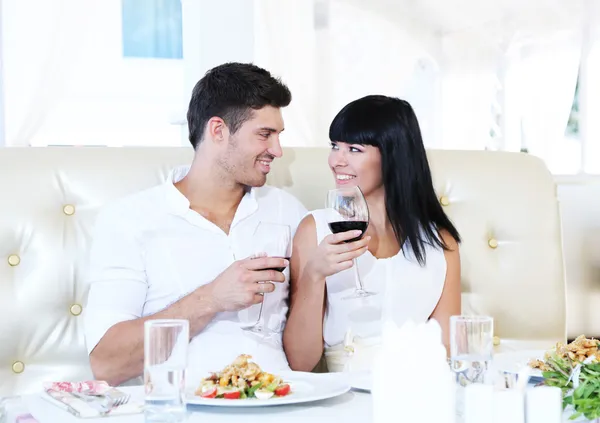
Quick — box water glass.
[144,319,189,423]
[450,315,494,386]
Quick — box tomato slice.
[274,384,291,396]
[223,390,241,399]
[201,387,217,398]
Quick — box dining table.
[5,383,596,423]
[18,385,371,423]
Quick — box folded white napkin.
[372,319,455,423]
[42,382,142,419]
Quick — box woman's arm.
[283,214,370,371]
[429,229,461,355]
[283,215,327,371]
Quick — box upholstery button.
[12,361,24,374]
[70,304,83,316]
[488,238,498,249]
[63,204,76,216]
[493,336,501,346]
[7,254,20,266]
[439,195,450,206]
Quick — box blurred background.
[0,0,599,338]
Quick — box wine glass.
[241,222,292,335]
[326,186,375,299]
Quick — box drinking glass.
[144,319,189,423]
[325,186,374,299]
[450,315,494,386]
[241,222,292,335]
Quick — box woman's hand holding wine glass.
[325,186,376,299]
[305,231,371,280]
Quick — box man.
[84,62,307,386]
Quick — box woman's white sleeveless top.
[309,209,448,372]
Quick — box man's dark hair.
[187,62,292,149]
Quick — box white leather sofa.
[0,147,567,396]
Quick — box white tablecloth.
[22,386,373,423]
[17,385,599,423]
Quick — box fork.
[105,390,130,408]
[72,390,131,414]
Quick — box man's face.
[217,106,285,187]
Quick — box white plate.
[348,371,372,392]
[493,350,545,380]
[185,371,350,407]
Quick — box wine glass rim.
[326,186,369,223]
[450,315,493,323]
[144,319,189,328]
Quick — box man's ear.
[206,117,228,143]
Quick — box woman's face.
[328,141,383,197]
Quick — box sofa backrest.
[0,146,566,395]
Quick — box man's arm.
[88,285,219,386]
[84,204,174,386]
[85,205,287,386]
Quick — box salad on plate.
[528,335,600,421]
[194,354,291,400]
[529,335,600,372]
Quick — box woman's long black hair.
[329,95,461,265]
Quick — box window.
[565,77,580,139]
[121,0,183,59]
[488,76,503,151]
[494,56,589,173]
[17,0,186,147]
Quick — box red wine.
[260,257,290,273]
[328,221,368,243]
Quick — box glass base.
[144,401,186,423]
[241,325,281,346]
[242,325,277,336]
[342,290,377,300]
[242,325,266,334]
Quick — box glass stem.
[255,284,266,328]
[352,258,363,292]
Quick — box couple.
[84,62,461,386]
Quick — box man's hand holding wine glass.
[205,256,289,313]
[304,231,371,279]
[240,222,292,335]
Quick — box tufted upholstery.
[0,147,566,396]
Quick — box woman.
[283,95,461,372]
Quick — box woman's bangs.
[329,110,380,147]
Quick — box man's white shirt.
[84,165,308,381]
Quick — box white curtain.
[254,1,426,147]
[327,1,423,123]
[504,31,582,169]
[3,0,101,146]
[584,29,600,173]
[437,35,499,151]
[253,0,319,147]
[428,30,502,150]
[438,68,498,150]
[402,58,442,147]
